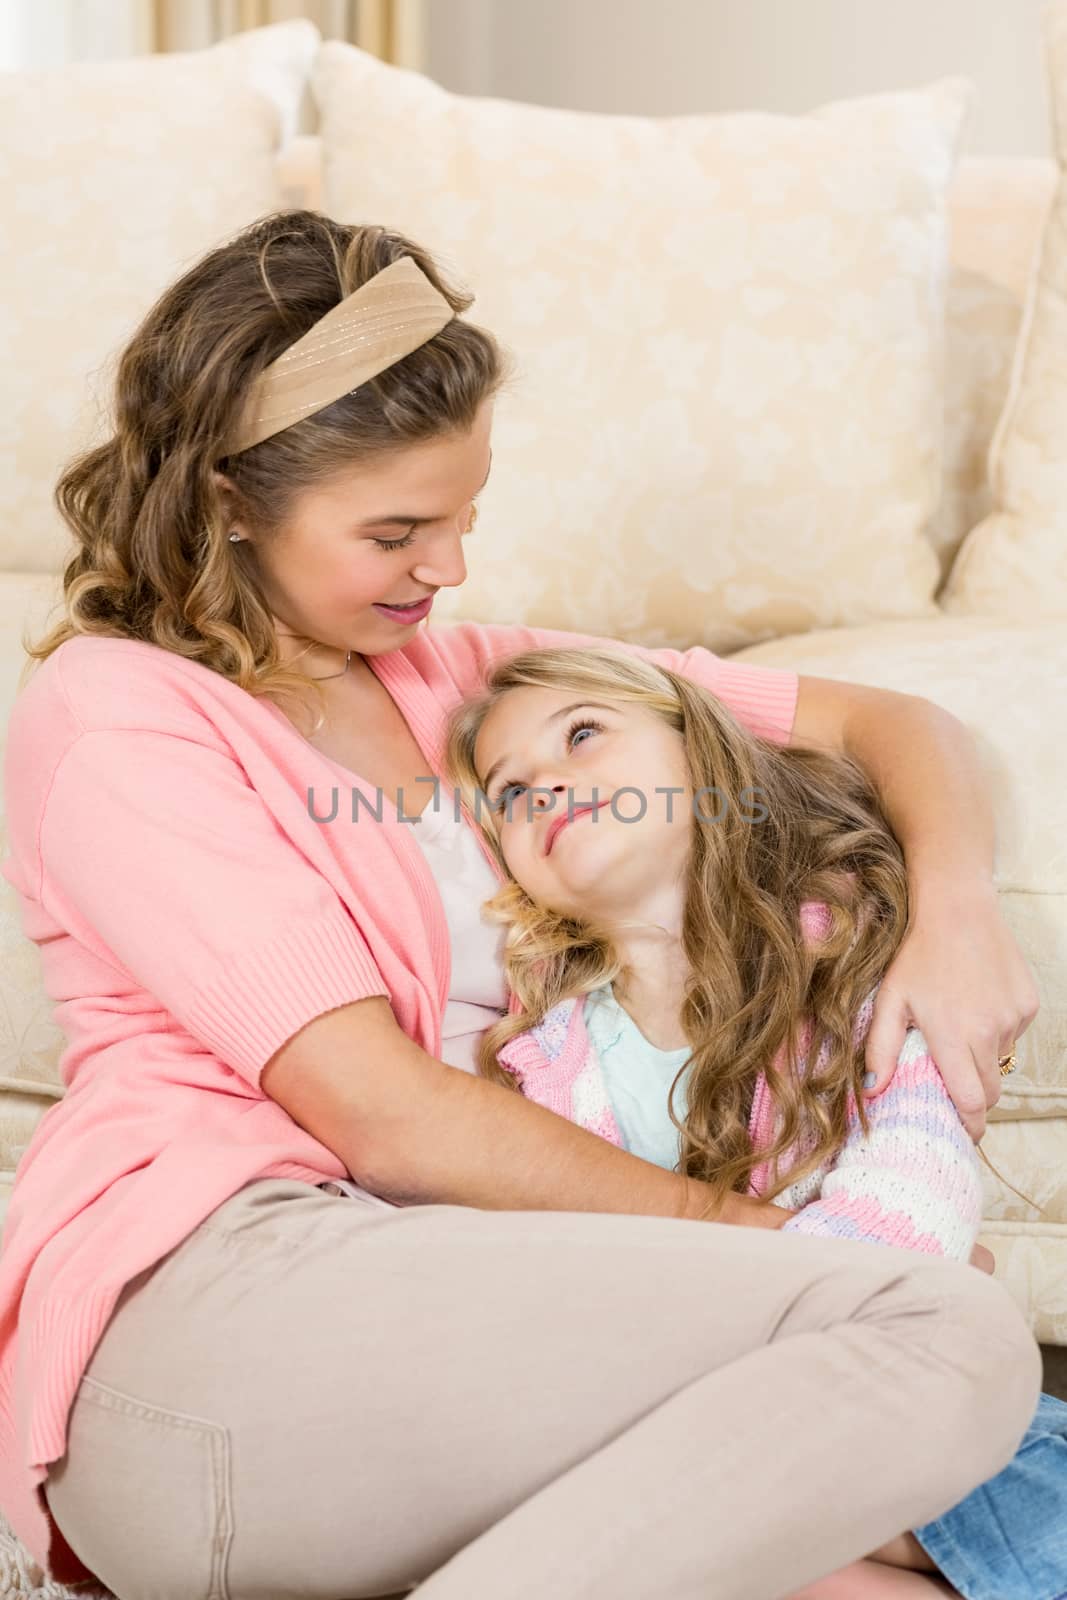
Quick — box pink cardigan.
[0,619,797,1580]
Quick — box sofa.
[0,14,1065,1594]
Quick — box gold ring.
[998,1051,1017,1076]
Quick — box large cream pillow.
[932,158,1055,587]
[942,2,1067,618]
[315,45,970,652]
[0,20,319,576]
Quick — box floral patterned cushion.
[315,42,972,653]
[942,0,1067,619]
[933,156,1054,584]
[980,1120,1067,1346]
[0,19,318,577]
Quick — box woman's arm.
[790,676,1040,1140]
[260,996,789,1227]
[779,1027,985,1261]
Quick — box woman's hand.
[730,1195,797,1230]
[688,1189,797,1229]
[863,882,1040,1141]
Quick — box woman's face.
[472,683,694,924]
[219,399,493,665]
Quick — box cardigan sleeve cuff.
[691,653,800,746]
[185,910,389,1088]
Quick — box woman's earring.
[466,503,479,534]
[229,531,243,543]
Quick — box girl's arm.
[779,1029,985,1261]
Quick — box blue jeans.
[913,1390,1067,1600]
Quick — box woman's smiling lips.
[371,595,435,624]
[544,799,610,856]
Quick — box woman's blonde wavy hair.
[22,210,512,734]
[445,646,1027,1220]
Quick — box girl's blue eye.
[491,717,604,813]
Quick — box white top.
[404,786,511,1070]
[322,789,508,1207]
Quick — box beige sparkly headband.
[224,255,456,456]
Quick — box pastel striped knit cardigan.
[497,903,984,1259]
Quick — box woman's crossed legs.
[45,1179,1039,1600]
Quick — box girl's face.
[472,684,693,923]
[218,399,493,666]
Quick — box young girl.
[445,644,1067,1600]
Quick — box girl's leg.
[870,1533,938,1571]
[44,1179,1040,1600]
[820,1390,1067,1600]
[786,1512,954,1597]
[786,1561,959,1598]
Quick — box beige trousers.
[44,1178,1041,1600]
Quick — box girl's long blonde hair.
[23,210,512,734]
[446,646,912,1214]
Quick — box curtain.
[2,1,424,73]
[148,1,424,68]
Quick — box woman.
[0,210,1041,1599]
[444,643,1067,1600]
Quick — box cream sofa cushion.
[980,1118,1067,1345]
[315,45,970,653]
[271,134,1056,593]
[733,616,1067,1114]
[978,1221,1067,1345]
[227,131,1063,597]
[941,2,1067,618]
[933,158,1054,584]
[0,577,67,1225]
[982,1118,1067,1227]
[0,20,319,577]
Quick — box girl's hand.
[969,1243,995,1275]
[863,883,1040,1141]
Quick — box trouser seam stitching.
[208,1421,235,1600]
[72,1378,233,1600]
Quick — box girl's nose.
[532,783,566,810]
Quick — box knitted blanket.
[0,1511,109,1600]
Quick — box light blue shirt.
[582,985,693,1172]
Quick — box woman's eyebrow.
[356,454,493,530]
[481,701,617,795]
